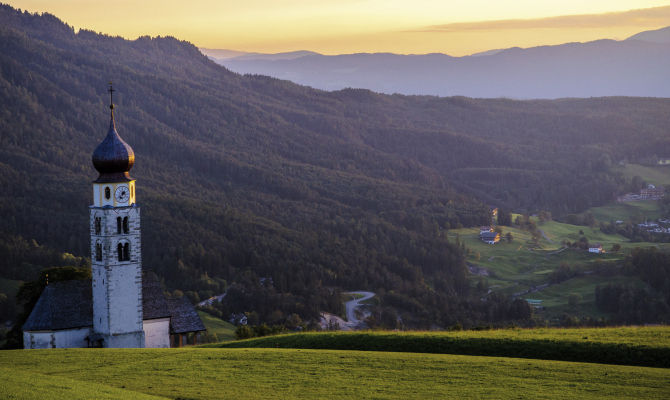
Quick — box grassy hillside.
[1,347,669,399]
[618,163,670,187]
[197,311,236,341]
[587,200,664,223]
[449,217,670,320]
[0,277,21,298]
[206,327,670,368]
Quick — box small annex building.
[588,244,604,254]
[22,277,205,349]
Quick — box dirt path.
[538,229,554,243]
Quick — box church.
[22,87,205,349]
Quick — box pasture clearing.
[2,347,669,399]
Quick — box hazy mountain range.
[202,26,670,99]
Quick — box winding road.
[344,291,375,328]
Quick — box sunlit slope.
[206,327,670,367]
[2,347,669,399]
[449,214,670,318]
[197,311,236,341]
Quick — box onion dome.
[92,86,135,182]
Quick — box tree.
[538,210,552,223]
[508,298,532,320]
[285,313,303,330]
[235,325,254,339]
[497,209,512,226]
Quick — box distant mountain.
[626,26,670,44]
[228,50,320,61]
[212,32,670,99]
[199,48,248,60]
[200,48,319,62]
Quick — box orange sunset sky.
[7,1,670,56]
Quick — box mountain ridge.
[209,28,670,98]
[626,25,670,44]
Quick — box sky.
[7,1,670,56]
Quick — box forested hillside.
[1,5,669,332]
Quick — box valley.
[450,163,670,322]
[0,4,670,339]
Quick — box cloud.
[412,5,670,33]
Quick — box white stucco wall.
[143,318,170,348]
[90,205,144,348]
[23,327,92,349]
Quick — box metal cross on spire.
[108,82,115,110]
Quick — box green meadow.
[449,210,669,318]
[2,345,669,399]
[587,200,664,224]
[208,327,670,367]
[197,311,236,342]
[618,163,670,187]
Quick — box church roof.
[168,297,206,334]
[142,275,172,320]
[92,88,135,183]
[22,280,92,331]
[23,278,204,334]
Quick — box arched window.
[94,217,101,235]
[105,187,111,200]
[131,185,134,199]
[123,242,130,261]
[95,242,102,261]
[123,217,129,234]
[117,243,123,261]
[117,217,122,234]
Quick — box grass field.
[587,200,664,223]
[197,311,236,341]
[207,327,670,367]
[2,347,669,399]
[618,163,670,187]
[448,216,670,320]
[0,277,22,298]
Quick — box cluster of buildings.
[617,184,665,202]
[637,219,670,234]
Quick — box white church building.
[23,86,204,349]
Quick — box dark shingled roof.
[23,277,205,334]
[480,231,499,240]
[142,275,171,320]
[22,280,92,331]
[168,297,206,334]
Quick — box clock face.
[115,185,130,203]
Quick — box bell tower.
[90,83,144,348]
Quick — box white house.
[588,244,604,254]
